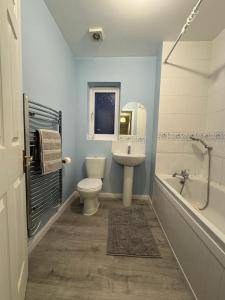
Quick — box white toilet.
[77,157,106,216]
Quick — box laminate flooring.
[25,198,194,300]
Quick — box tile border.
[118,135,146,143]
[158,132,225,141]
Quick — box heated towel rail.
[23,94,62,237]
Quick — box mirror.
[119,102,147,136]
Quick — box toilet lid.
[77,178,102,191]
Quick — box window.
[89,87,120,140]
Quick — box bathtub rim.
[154,174,225,267]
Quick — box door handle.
[23,151,33,173]
[24,155,33,162]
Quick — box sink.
[112,152,146,207]
[112,152,146,167]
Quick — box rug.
[107,207,161,258]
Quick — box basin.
[112,153,146,167]
[112,152,146,206]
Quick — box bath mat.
[107,207,161,258]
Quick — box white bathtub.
[153,174,225,300]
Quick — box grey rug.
[107,207,161,258]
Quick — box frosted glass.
[94,92,115,134]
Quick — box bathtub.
[152,174,225,300]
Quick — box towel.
[38,129,62,175]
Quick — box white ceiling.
[45,0,225,57]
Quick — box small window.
[88,87,120,140]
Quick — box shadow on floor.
[70,197,83,214]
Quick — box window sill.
[87,133,118,141]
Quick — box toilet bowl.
[77,157,106,216]
[77,178,102,216]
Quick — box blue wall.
[74,57,157,195]
[21,0,160,198]
[21,0,77,201]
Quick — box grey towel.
[38,129,62,175]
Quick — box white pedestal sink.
[112,152,146,207]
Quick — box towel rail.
[29,100,59,113]
[29,105,59,117]
[23,94,62,237]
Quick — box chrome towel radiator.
[23,94,62,237]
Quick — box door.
[0,0,28,300]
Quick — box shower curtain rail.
[164,0,204,64]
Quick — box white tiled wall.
[205,28,225,185]
[156,41,211,175]
[156,30,225,188]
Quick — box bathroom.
[1,0,225,299]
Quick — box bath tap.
[172,169,189,195]
[172,169,189,180]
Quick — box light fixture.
[120,117,126,123]
[89,27,104,41]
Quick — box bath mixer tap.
[172,169,189,195]
[172,169,189,180]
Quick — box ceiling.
[45,0,225,57]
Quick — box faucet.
[127,143,131,154]
[172,169,189,195]
[172,169,189,180]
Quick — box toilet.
[77,157,106,216]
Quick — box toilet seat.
[77,178,102,192]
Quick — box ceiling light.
[89,27,104,41]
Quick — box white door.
[0,0,28,300]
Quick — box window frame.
[88,87,120,141]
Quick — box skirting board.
[28,190,79,255]
[99,192,151,201]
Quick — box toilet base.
[83,197,100,216]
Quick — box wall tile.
[220,159,225,186]
[211,156,222,184]
[157,33,225,191]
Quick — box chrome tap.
[172,169,189,180]
[172,169,189,195]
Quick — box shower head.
[190,136,213,150]
[190,136,199,141]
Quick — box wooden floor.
[25,198,194,300]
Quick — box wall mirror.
[119,102,147,136]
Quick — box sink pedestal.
[112,152,146,207]
[123,166,134,207]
